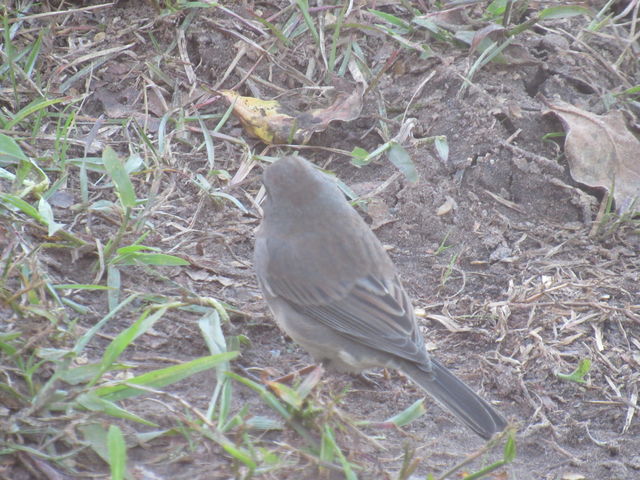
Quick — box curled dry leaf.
[470,23,506,53]
[561,473,586,480]
[545,99,640,213]
[220,91,296,143]
[219,82,364,145]
[436,195,457,216]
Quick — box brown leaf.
[545,99,640,213]
[297,82,364,137]
[470,23,506,53]
[436,195,457,216]
[219,81,364,145]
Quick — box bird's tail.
[401,359,506,440]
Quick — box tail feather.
[401,359,506,440]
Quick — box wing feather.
[291,275,430,366]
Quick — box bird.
[253,155,506,440]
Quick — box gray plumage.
[254,155,506,439]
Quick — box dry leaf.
[545,99,640,213]
[48,191,75,208]
[366,197,394,230]
[436,195,457,216]
[425,314,473,333]
[470,23,506,53]
[219,90,297,144]
[219,81,364,145]
[561,473,586,480]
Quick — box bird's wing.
[255,227,430,366]
[275,272,430,366]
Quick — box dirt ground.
[2,1,640,479]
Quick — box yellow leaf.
[219,90,301,144]
[219,81,364,145]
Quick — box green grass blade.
[96,353,239,402]
[0,133,29,164]
[295,0,319,44]
[107,425,127,480]
[96,304,176,379]
[103,147,137,209]
[3,96,71,130]
[78,392,158,427]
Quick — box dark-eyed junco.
[254,155,506,439]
